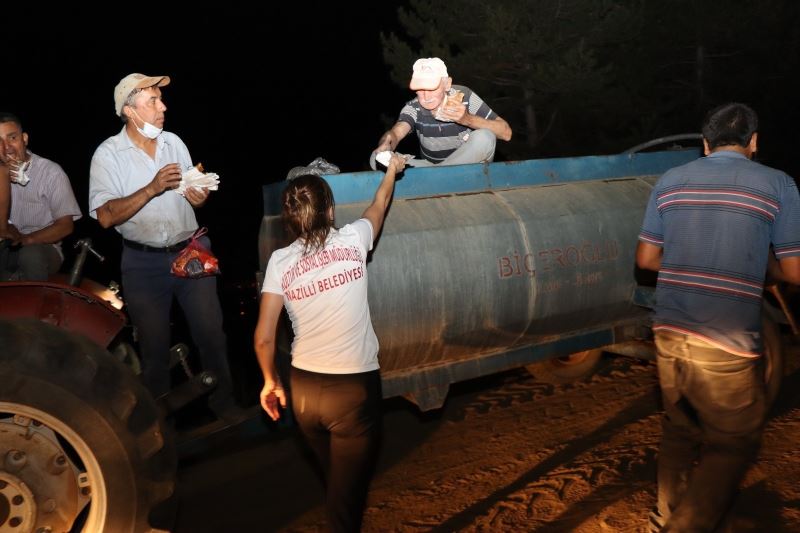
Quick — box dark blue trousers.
[121,238,235,415]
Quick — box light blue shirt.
[89,127,197,247]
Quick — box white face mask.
[10,159,30,186]
[131,109,162,139]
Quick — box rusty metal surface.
[0,283,126,347]
[333,177,657,372]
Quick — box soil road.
[175,345,800,532]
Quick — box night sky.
[3,4,407,282]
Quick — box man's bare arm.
[375,122,412,153]
[96,163,182,228]
[436,100,513,142]
[460,114,512,141]
[636,241,663,272]
[768,253,800,285]
[21,216,73,245]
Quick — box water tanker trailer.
[259,148,705,410]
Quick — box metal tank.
[259,149,699,409]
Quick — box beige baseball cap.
[409,57,448,91]
[114,73,171,116]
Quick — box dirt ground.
[174,341,800,532]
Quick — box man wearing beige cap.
[89,73,243,424]
[372,57,512,169]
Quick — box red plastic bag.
[170,228,220,278]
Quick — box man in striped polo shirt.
[637,103,800,532]
[372,57,512,168]
[0,112,81,281]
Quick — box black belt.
[123,238,190,253]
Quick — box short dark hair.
[702,103,758,149]
[0,112,22,129]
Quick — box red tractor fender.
[0,278,126,348]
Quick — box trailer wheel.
[525,349,604,384]
[762,316,783,409]
[0,319,175,533]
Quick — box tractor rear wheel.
[0,319,176,532]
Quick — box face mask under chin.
[131,109,163,139]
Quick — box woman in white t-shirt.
[254,154,405,532]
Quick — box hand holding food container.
[177,163,220,196]
[434,90,466,122]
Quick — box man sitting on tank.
[371,57,512,169]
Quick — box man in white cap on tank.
[372,57,512,168]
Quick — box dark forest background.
[382,0,800,167]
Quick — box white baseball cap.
[409,57,448,91]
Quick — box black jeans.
[290,367,381,533]
[654,331,766,533]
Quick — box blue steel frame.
[263,149,700,216]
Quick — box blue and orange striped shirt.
[639,150,800,356]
